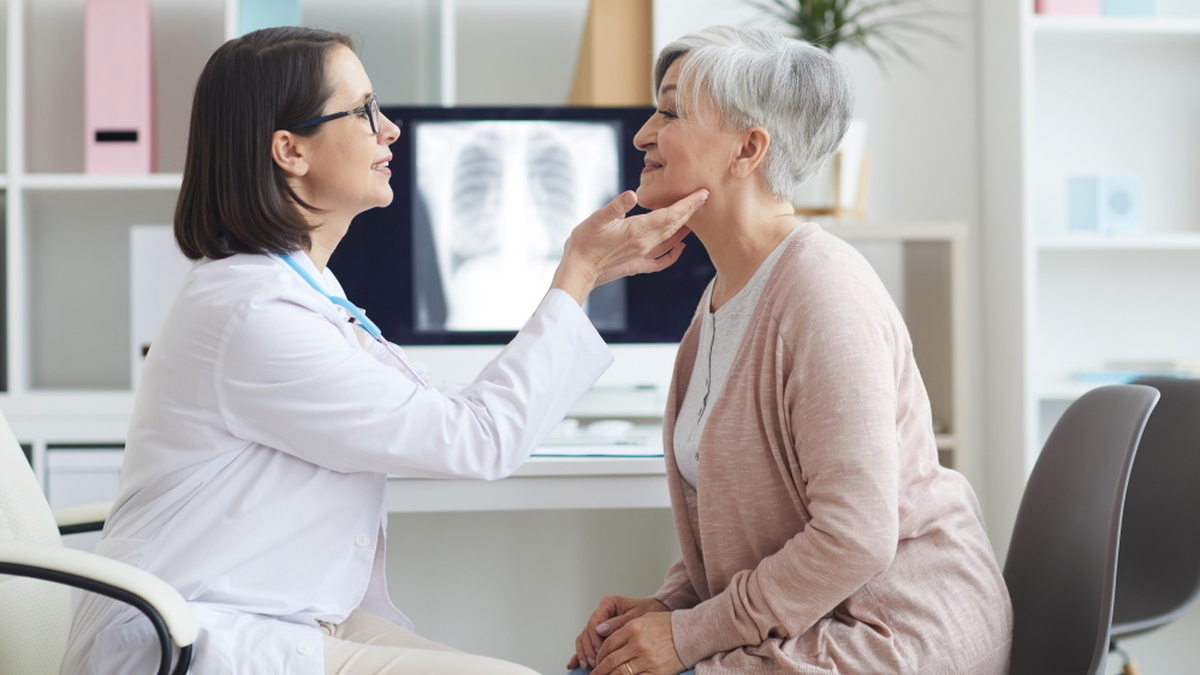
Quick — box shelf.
[1036,376,1142,402]
[19,173,183,191]
[0,390,135,417]
[1037,232,1200,251]
[821,221,967,242]
[0,391,136,446]
[1032,16,1200,36]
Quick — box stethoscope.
[277,252,429,388]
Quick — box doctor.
[61,26,705,675]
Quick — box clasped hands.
[568,595,686,675]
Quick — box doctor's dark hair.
[175,26,355,260]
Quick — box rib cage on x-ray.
[450,128,581,271]
[525,130,579,257]
[414,119,620,332]
[449,132,502,273]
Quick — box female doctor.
[60,26,705,675]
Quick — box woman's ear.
[731,126,770,179]
[271,130,309,177]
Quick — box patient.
[566,25,1013,675]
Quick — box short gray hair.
[653,25,854,202]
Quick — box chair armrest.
[0,538,197,648]
[54,501,112,535]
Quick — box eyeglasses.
[289,95,382,135]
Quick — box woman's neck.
[691,194,799,311]
[303,216,350,272]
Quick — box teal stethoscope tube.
[277,252,428,387]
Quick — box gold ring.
[625,663,635,675]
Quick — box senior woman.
[567,26,1012,675]
[60,26,705,675]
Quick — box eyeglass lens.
[367,97,380,135]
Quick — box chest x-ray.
[412,119,622,332]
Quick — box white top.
[61,252,612,675]
[673,227,799,486]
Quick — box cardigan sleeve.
[669,256,906,667]
[653,557,701,611]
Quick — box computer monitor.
[331,106,715,388]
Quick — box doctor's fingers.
[594,239,688,286]
[625,189,708,245]
[645,224,691,260]
[572,190,639,238]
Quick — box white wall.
[386,509,680,675]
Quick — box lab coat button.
[355,533,371,547]
[297,644,315,656]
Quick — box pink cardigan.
[654,224,1012,674]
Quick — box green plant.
[748,0,954,68]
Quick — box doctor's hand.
[568,595,667,671]
[591,610,684,675]
[551,188,708,306]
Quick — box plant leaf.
[741,0,957,64]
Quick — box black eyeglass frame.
[288,95,381,135]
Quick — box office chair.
[1004,384,1160,675]
[0,410,195,675]
[1107,377,1200,669]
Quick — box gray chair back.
[1111,377,1200,638]
[1004,384,1159,675]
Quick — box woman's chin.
[634,187,674,211]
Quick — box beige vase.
[793,118,870,220]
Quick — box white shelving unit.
[981,2,1200,547]
[824,221,973,483]
[0,0,595,464]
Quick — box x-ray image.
[412,119,622,333]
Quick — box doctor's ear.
[730,126,770,179]
[271,130,310,177]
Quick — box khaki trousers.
[321,610,541,675]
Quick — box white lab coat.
[60,252,612,675]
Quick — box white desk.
[386,455,670,513]
[0,393,672,514]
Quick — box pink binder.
[84,0,154,174]
[1035,0,1102,14]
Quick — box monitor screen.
[332,106,715,348]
